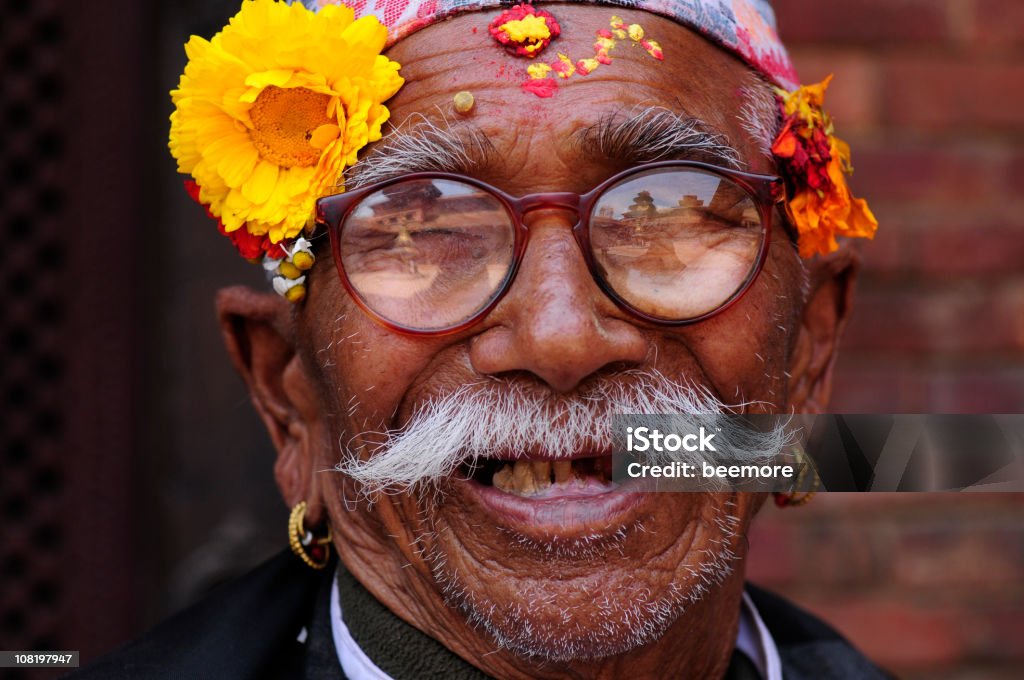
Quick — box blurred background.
[0,0,1021,678]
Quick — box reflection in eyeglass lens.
[340,179,515,330]
[590,168,763,320]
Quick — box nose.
[468,211,648,393]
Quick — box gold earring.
[288,501,332,569]
[774,446,819,508]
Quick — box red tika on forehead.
[489,3,561,58]
[521,77,558,97]
[520,14,664,97]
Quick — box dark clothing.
[69,549,891,679]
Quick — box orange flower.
[773,76,878,257]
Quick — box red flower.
[184,180,285,260]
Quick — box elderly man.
[75,0,884,678]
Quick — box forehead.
[381,6,766,186]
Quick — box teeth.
[531,461,552,490]
[490,458,611,496]
[512,460,538,495]
[491,461,552,495]
[492,464,513,492]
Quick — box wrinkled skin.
[218,8,857,679]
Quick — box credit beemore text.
[625,462,795,479]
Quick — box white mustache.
[337,369,785,496]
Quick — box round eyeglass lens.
[339,178,516,331]
[589,167,765,321]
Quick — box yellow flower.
[169,0,403,244]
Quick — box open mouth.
[462,455,617,498]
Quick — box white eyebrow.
[737,73,780,160]
[573,105,744,169]
[343,112,494,190]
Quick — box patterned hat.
[302,0,798,88]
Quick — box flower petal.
[242,159,279,204]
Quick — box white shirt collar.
[329,573,394,680]
[736,590,784,680]
[329,573,782,680]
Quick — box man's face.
[235,6,845,674]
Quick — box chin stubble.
[426,499,743,662]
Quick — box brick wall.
[771,0,1024,413]
[748,2,1024,678]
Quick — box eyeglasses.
[316,160,784,336]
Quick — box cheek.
[299,279,468,437]
[315,323,427,428]
[683,245,802,409]
[298,282,388,423]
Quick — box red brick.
[890,527,1024,590]
[798,491,1024,512]
[773,0,953,46]
[800,524,881,585]
[856,223,915,278]
[747,499,1024,673]
[789,50,881,133]
[918,224,1024,278]
[852,145,1005,204]
[842,284,1024,354]
[746,520,801,585]
[800,599,967,668]
[977,608,1024,660]
[927,368,1024,412]
[972,0,1024,51]
[828,365,929,412]
[792,495,1024,517]
[753,519,880,586]
[848,201,1024,280]
[882,57,1024,132]
[1009,149,1024,198]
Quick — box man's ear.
[786,247,860,413]
[216,286,327,525]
